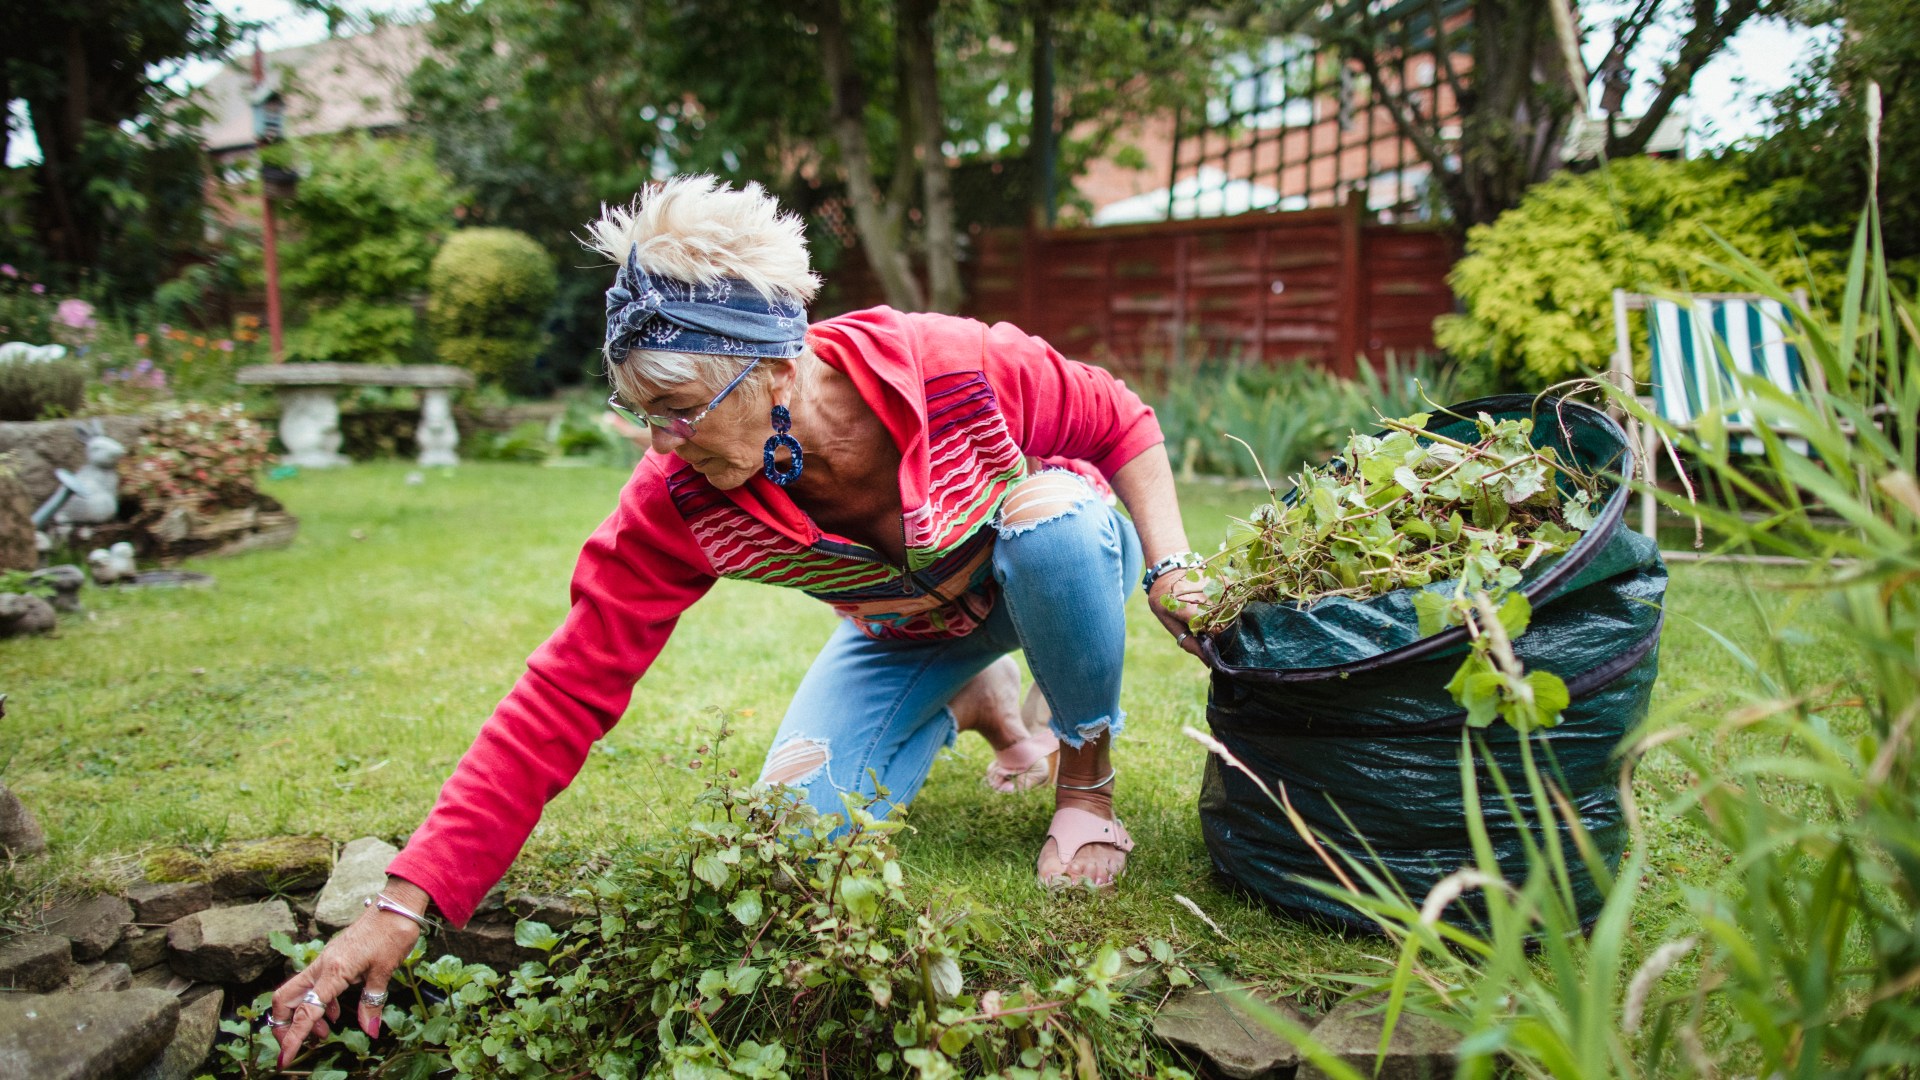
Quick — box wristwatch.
[1142,551,1204,589]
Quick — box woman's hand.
[267,877,426,1068]
[1148,566,1207,659]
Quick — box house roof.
[192,21,430,155]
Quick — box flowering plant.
[0,264,54,344]
[123,402,273,507]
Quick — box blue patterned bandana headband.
[604,245,808,364]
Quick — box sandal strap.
[991,730,1060,775]
[1044,806,1134,866]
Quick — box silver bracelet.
[365,892,439,935]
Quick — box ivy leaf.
[1527,670,1571,727]
[1413,590,1453,637]
[514,920,561,953]
[691,853,730,889]
[727,890,764,926]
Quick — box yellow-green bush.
[427,227,557,386]
[1435,158,1837,390]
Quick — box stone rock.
[0,988,180,1080]
[315,836,399,931]
[0,933,73,992]
[105,926,170,972]
[71,961,134,992]
[1296,1000,1457,1080]
[0,780,46,858]
[1153,986,1302,1079]
[472,879,507,918]
[44,894,134,962]
[437,921,539,969]
[27,564,85,612]
[129,966,195,996]
[508,891,589,929]
[125,881,211,926]
[143,835,331,898]
[166,900,296,983]
[0,454,35,572]
[0,592,56,637]
[132,986,222,1080]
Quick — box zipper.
[808,515,941,595]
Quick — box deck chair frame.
[1608,287,1816,539]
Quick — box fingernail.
[369,1017,381,1038]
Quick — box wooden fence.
[819,201,1459,377]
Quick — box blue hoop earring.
[763,404,804,486]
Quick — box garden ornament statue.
[0,342,68,365]
[415,388,459,467]
[30,421,124,530]
[87,542,137,586]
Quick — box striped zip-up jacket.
[390,307,1163,926]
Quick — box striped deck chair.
[1609,289,1819,538]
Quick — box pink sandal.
[985,730,1060,793]
[1036,806,1134,889]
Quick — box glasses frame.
[608,357,762,440]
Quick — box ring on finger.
[299,989,327,1011]
[263,1013,290,1029]
[1176,631,1191,645]
[361,989,390,1008]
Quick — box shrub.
[280,135,461,365]
[1150,351,1496,480]
[0,354,85,420]
[122,402,272,508]
[427,227,557,386]
[1436,158,1836,390]
[214,727,1197,1079]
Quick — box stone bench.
[236,363,475,468]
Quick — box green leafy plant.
[121,402,272,507]
[0,352,85,421]
[214,728,1197,1079]
[1149,352,1494,482]
[1437,157,1839,390]
[280,135,461,365]
[427,228,558,389]
[1191,187,1920,1078]
[1192,412,1594,623]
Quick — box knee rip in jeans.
[995,472,1097,539]
[763,737,830,786]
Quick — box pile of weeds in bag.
[1189,394,1666,930]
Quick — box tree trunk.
[1029,0,1056,228]
[813,0,925,310]
[897,0,962,313]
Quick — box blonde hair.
[584,176,820,401]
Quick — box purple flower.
[134,358,153,373]
[30,283,44,295]
[218,339,235,352]
[0,264,15,278]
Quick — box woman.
[265,177,1205,1061]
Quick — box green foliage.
[0,356,86,421]
[215,729,1197,1079]
[1436,158,1836,390]
[1741,0,1920,267]
[2,0,241,299]
[280,135,461,365]
[1150,351,1499,481]
[121,402,271,507]
[1216,204,1920,1076]
[427,228,557,388]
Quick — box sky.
[8,1,1835,168]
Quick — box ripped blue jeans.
[757,472,1143,820]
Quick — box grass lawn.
[0,461,1859,1003]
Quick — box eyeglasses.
[607,358,761,440]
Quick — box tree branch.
[1606,0,1762,158]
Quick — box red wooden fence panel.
[816,205,1459,377]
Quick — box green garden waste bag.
[1196,395,1666,931]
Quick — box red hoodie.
[388,307,1162,925]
